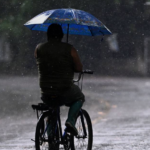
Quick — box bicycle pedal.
[31,139,35,142]
[65,126,78,136]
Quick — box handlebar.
[73,69,94,82]
[82,69,94,74]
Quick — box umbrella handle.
[67,24,69,43]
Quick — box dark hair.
[47,23,64,40]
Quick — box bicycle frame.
[35,107,88,146]
[35,107,66,145]
[32,70,93,148]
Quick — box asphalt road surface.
[0,76,150,150]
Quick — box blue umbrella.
[24,8,112,42]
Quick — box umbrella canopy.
[24,8,111,36]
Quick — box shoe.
[65,121,78,136]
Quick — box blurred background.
[1,1,150,149]
[1,0,150,76]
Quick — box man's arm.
[71,47,83,72]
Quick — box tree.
[0,0,148,75]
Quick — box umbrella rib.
[63,9,67,19]
[30,25,35,30]
[67,24,69,43]
[99,30,104,36]
[71,9,78,23]
[43,10,55,23]
[88,26,94,36]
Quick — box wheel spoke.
[73,110,93,150]
[35,113,60,150]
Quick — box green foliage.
[0,0,137,39]
[0,0,148,74]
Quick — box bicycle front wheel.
[71,109,93,150]
[35,112,60,150]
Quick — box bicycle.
[31,70,93,150]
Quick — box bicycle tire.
[35,112,60,150]
[71,109,93,150]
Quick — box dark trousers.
[41,84,85,107]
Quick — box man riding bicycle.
[34,23,84,136]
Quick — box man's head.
[47,23,64,41]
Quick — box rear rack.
[32,103,52,119]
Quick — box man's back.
[36,39,74,95]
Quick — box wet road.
[0,76,150,149]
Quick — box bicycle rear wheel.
[35,112,60,150]
[71,109,93,150]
